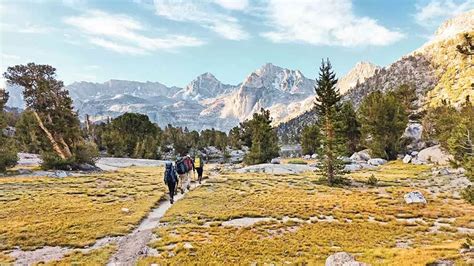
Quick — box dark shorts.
[196,167,203,177]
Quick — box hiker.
[194,154,204,184]
[184,154,194,181]
[176,156,191,193]
[163,161,178,204]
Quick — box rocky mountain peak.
[336,61,380,95]
[178,72,233,100]
[427,10,474,46]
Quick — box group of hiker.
[163,154,204,204]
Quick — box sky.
[0,0,473,87]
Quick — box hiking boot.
[187,185,191,190]
[170,198,174,204]
[180,188,184,194]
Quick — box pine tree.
[243,108,280,165]
[337,102,361,155]
[3,63,97,168]
[358,91,408,160]
[0,89,18,172]
[314,59,345,185]
[301,124,320,155]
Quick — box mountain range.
[3,10,473,134]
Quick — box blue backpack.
[176,159,187,174]
[164,163,177,184]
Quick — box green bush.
[0,138,18,172]
[74,141,100,165]
[287,159,308,165]
[40,152,75,170]
[461,185,474,204]
[367,174,378,186]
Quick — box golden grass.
[0,167,167,251]
[140,161,473,265]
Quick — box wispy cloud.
[414,0,474,27]
[153,0,249,41]
[262,0,404,47]
[1,22,55,34]
[214,0,249,10]
[63,9,205,55]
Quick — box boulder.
[236,164,317,175]
[410,151,419,156]
[304,155,311,160]
[339,156,353,164]
[402,122,423,141]
[325,252,368,266]
[77,163,100,171]
[426,260,454,266]
[404,191,427,204]
[367,158,387,166]
[270,158,280,164]
[416,145,452,165]
[311,154,318,159]
[344,164,362,172]
[402,155,412,164]
[53,171,69,178]
[350,149,371,162]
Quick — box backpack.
[176,159,186,174]
[194,156,202,168]
[184,157,193,172]
[164,164,177,184]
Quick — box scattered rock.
[367,158,387,166]
[121,208,130,213]
[17,169,33,175]
[350,149,371,162]
[404,191,427,204]
[53,171,69,178]
[311,154,318,159]
[270,158,281,164]
[426,260,454,266]
[304,155,311,160]
[77,163,100,171]
[344,164,362,172]
[236,164,316,174]
[325,252,368,266]
[410,151,419,156]
[339,156,353,164]
[183,243,194,250]
[416,145,453,165]
[403,155,412,164]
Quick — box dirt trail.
[106,181,202,266]
[10,181,202,266]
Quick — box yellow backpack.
[194,156,201,168]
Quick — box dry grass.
[0,167,167,251]
[140,161,473,265]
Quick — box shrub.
[287,159,308,165]
[74,141,100,165]
[461,185,474,204]
[0,138,18,172]
[367,174,378,186]
[40,152,75,170]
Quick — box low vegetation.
[139,161,473,265]
[0,167,167,250]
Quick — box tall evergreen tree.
[243,108,280,165]
[314,59,345,185]
[358,91,408,160]
[301,124,321,155]
[0,89,18,172]
[337,102,361,155]
[3,63,97,167]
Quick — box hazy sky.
[1,0,473,87]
